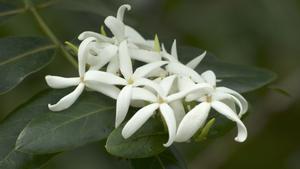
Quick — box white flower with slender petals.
[121,75,213,147]
[176,70,248,143]
[46,38,121,111]
[84,49,168,128]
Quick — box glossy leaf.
[178,46,276,93]
[106,118,168,159]
[0,37,56,95]
[131,147,187,169]
[0,90,71,169]
[15,89,115,154]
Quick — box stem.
[24,0,78,68]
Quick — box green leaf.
[178,46,276,93]
[0,37,56,95]
[131,147,187,169]
[0,3,22,23]
[15,90,115,155]
[106,118,168,159]
[0,90,70,169]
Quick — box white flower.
[84,45,168,127]
[78,4,161,75]
[175,70,248,143]
[45,37,121,111]
[121,75,212,147]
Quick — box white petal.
[166,62,204,83]
[125,26,146,44]
[85,81,120,100]
[169,100,186,125]
[162,50,177,62]
[147,68,168,78]
[45,76,80,89]
[78,37,96,77]
[131,87,157,102]
[159,103,177,147]
[133,78,163,95]
[211,101,247,142]
[175,102,211,142]
[171,39,178,60]
[78,31,113,43]
[168,83,213,102]
[122,103,159,138]
[212,92,243,116]
[119,40,133,80]
[106,55,120,74]
[133,61,167,79]
[177,76,195,91]
[117,4,131,21]
[115,85,133,128]
[186,51,206,69]
[104,16,125,41]
[201,70,216,86]
[159,75,177,96]
[91,44,118,70]
[84,70,127,85]
[216,87,248,117]
[129,48,162,63]
[48,83,85,111]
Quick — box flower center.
[127,78,134,85]
[206,95,212,103]
[158,96,165,104]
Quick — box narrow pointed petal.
[166,62,204,83]
[133,78,163,95]
[117,4,131,21]
[129,48,162,63]
[45,76,80,89]
[177,76,195,91]
[125,26,146,44]
[119,40,133,80]
[133,61,167,79]
[168,83,213,102]
[122,103,159,138]
[216,87,248,117]
[176,102,211,142]
[131,87,157,102]
[212,92,244,116]
[159,103,177,147]
[78,37,96,77]
[85,81,120,99]
[169,100,186,125]
[201,70,216,86]
[162,50,177,62]
[159,75,177,96]
[78,31,113,42]
[106,55,120,74]
[186,51,206,69]
[48,83,85,111]
[147,68,168,78]
[104,16,125,41]
[171,40,178,60]
[115,85,133,128]
[211,101,247,142]
[84,70,127,85]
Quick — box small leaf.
[268,86,291,97]
[106,118,168,159]
[0,37,56,95]
[178,46,276,93]
[131,146,187,169]
[100,25,107,36]
[15,90,115,154]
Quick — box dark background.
[0,0,299,169]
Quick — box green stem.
[24,0,78,68]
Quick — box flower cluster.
[45,4,248,147]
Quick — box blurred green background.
[0,0,299,169]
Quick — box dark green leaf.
[15,89,115,154]
[178,47,277,93]
[131,147,187,169]
[0,3,23,23]
[106,118,168,159]
[0,90,71,169]
[0,37,56,95]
